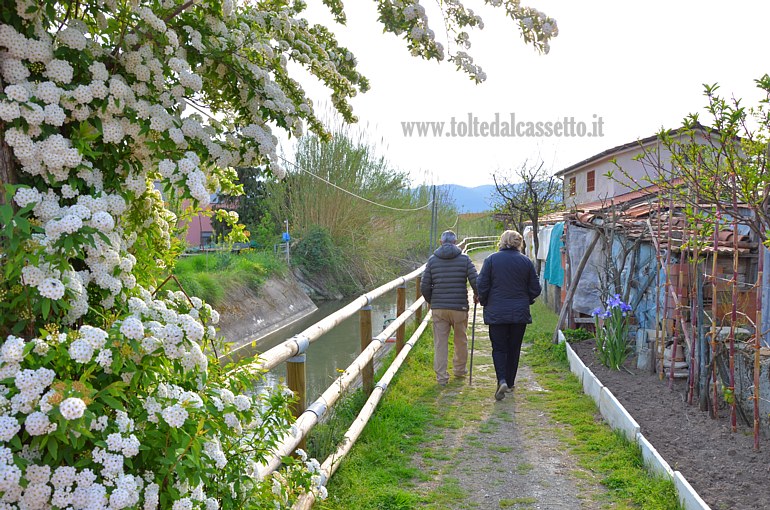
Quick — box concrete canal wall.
[216,274,317,351]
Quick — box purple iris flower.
[591,307,604,317]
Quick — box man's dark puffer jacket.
[420,243,478,311]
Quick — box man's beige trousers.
[432,308,469,384]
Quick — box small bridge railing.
[231,236,498,507]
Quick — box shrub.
[562,328,593,343]
[292,226,338,273]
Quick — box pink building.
[183,212,215,247]
[176,194,221,248]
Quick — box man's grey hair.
[440,230,458,245]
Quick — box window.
[586,170,595,192]
[569,176,576,196]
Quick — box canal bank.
[217,269,413,403]
[228,290,406,403]
[216,273,318,352]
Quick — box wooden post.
[553,230,600,343]
[286,353,307,450]
[360,305,374,395]
[396,284,406,352]
[415,276,423,324]
[661,198,673,380]
[564,221,573,329]
[729,174,738,432]
[754,243,763,449]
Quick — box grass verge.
[170,250,285,306]
[313,300,682,510]
[523,302,682,510]
[311,322,440,510]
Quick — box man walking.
[421,230,478,386]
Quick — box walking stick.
[469,301,477,385]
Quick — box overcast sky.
[283,1,770,188]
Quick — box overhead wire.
[277,154,434,212]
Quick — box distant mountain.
[438,184,498,213]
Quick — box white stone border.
[561,334,711,510]
[598,387,640,440]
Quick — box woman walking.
[477,230,542,400]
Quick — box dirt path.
[411,257,611,509]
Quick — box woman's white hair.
[498,230,523,251]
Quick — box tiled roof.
[555,124,716,177]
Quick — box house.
[184,212,215,247]
[180,194,222,248]
[551,126,770,436]
[555,126,713,209]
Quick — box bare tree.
[492,160,562,274]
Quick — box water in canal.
[228,290,414,403]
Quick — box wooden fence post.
[415,276,423,324]
[396,284,406,352]
[286,353,307,450]
[553,230,600,343]
[360,304,374,395]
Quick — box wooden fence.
[231,236,498,507]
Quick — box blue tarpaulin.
[544,222,564,286]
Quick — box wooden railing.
[232,236,498,507]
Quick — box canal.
[228,289,416,402]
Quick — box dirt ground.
[413,327,612,509]
[410,258,613,509]
[571,339,770,510]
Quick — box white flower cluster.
[514,6,559,54]
[450,51,486,82]
[0,291,271,507]
[0,0,380,506]
[0,15,290,325]
[11,184,142,321]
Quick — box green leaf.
[0,204,12,225]
[99,395,125,411]
[47,438,58,459]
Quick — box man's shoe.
[495,381,508,401]
[438,380,448,387]
[506,384,514,393]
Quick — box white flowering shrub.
[0,0,555,507]
[0,289,325,509]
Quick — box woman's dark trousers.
[489,323,527,387]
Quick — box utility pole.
[428,185,434,254]
[429,185,438,254]
[433,185,439,251]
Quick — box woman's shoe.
[495,381,508,400]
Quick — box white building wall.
[561,131,710,208]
